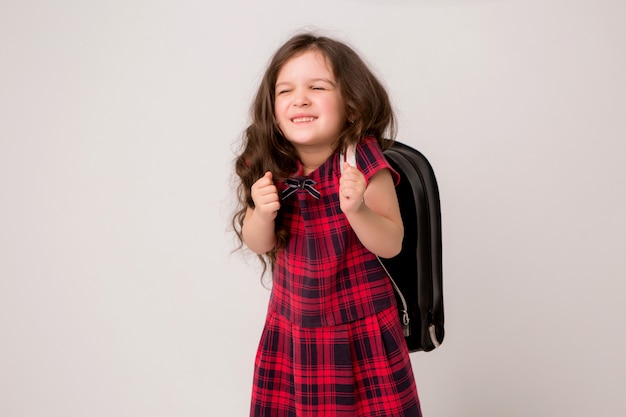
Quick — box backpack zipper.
[377,256,411,337]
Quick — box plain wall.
[1,0,625,416]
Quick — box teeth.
[292,117,315,123]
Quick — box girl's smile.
[291,115,317,123]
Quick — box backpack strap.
[339,143,357,173]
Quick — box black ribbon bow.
[282,177,320,200]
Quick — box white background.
[1,0,625,416]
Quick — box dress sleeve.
[356,136,400,186]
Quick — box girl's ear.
[347,106,359,123]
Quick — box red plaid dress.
[251,137,422,417]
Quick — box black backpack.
[382,140,444,352]
[343,140,445,352]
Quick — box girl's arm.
[340,166,403,258]
[241,171,280,254]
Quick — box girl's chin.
[287,139,333,148]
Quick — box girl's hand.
[251,171,280,221]
[339,162,367,213]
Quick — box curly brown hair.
[232,32,397,275]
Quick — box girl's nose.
[292,89,310,106]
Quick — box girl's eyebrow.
[275,78,337,88]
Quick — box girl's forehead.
[276,49,335,81]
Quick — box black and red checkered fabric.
[251,306,422,416]
[269,137,401,328]
[251,137,422,416]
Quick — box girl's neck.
[296,145,335,175]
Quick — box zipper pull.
[401,310,411,337]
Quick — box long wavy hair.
[232,32,397,275]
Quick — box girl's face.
[274,49,348,153]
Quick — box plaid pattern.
[251,138,420,416]
[251,305,422,416]
[269,137,401,327]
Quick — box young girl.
[233,33,422,417]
